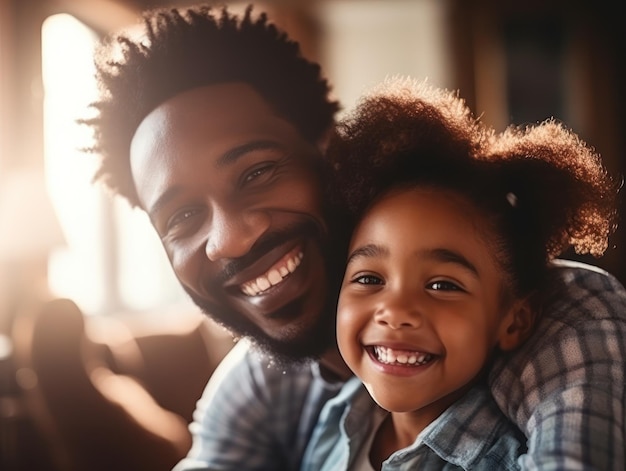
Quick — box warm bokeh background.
[1,1,624,470]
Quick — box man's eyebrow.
[216,139,283,167]
[147,185,181,221]
[347,243,388,265]
[148,140,283,218]
[426,248,479,277]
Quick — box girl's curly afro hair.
[327,77,620,296]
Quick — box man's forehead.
[140,82,276,126]
[129,83,280,165]
[128,82,314,213]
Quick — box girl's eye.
[353,274,384,285]
[427,280,464,292]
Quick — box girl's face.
[337,187,527,423]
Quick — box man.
[84,4,626,470]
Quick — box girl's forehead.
[355,186,502,259]
[356,187,486,240]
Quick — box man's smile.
[240,246,304,296]
[232,239,319,316]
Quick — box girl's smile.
[337,186,526,420]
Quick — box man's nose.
[204,207,270,261]
[374,290,423,329]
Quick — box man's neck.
[318,346,353,383]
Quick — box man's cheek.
[168,245,202,290]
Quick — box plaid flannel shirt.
[490,260,626,470]
[173,339,343,471]
[175,261,626,470]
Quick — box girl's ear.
[497,298,537,352]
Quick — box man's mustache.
[208,219,324,288]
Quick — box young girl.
[302,78,619,470]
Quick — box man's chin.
[232,301,336,368]
[185,289,336,366]
[247,325,335,368]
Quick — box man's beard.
[182,218,346,367]
[186,287,338,368]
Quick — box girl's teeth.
[373,346,432,366]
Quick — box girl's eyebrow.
[347,244,479,278]
[424,248,479,277]
[346,243,388,265]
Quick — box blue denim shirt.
[301,376,526,470]
[173,340,343,471]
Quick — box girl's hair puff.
[328,77,619,297]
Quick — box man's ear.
[497,298,537,352]
[316,126,335,154]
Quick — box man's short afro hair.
[83,4,339,207]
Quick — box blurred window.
[42,14,190,316]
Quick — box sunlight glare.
[42,14,107,314]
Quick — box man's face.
[129,83,336,360]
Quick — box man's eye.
[353,274,384,285]
[243,163,275,184]
[427,280,463,291]
[166,208,200,234]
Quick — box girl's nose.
[374,292,423,329]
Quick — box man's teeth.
[373,346,432,366]
[240,251,303,296]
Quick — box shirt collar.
[339,381,510,468]
[411,384,507,467]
